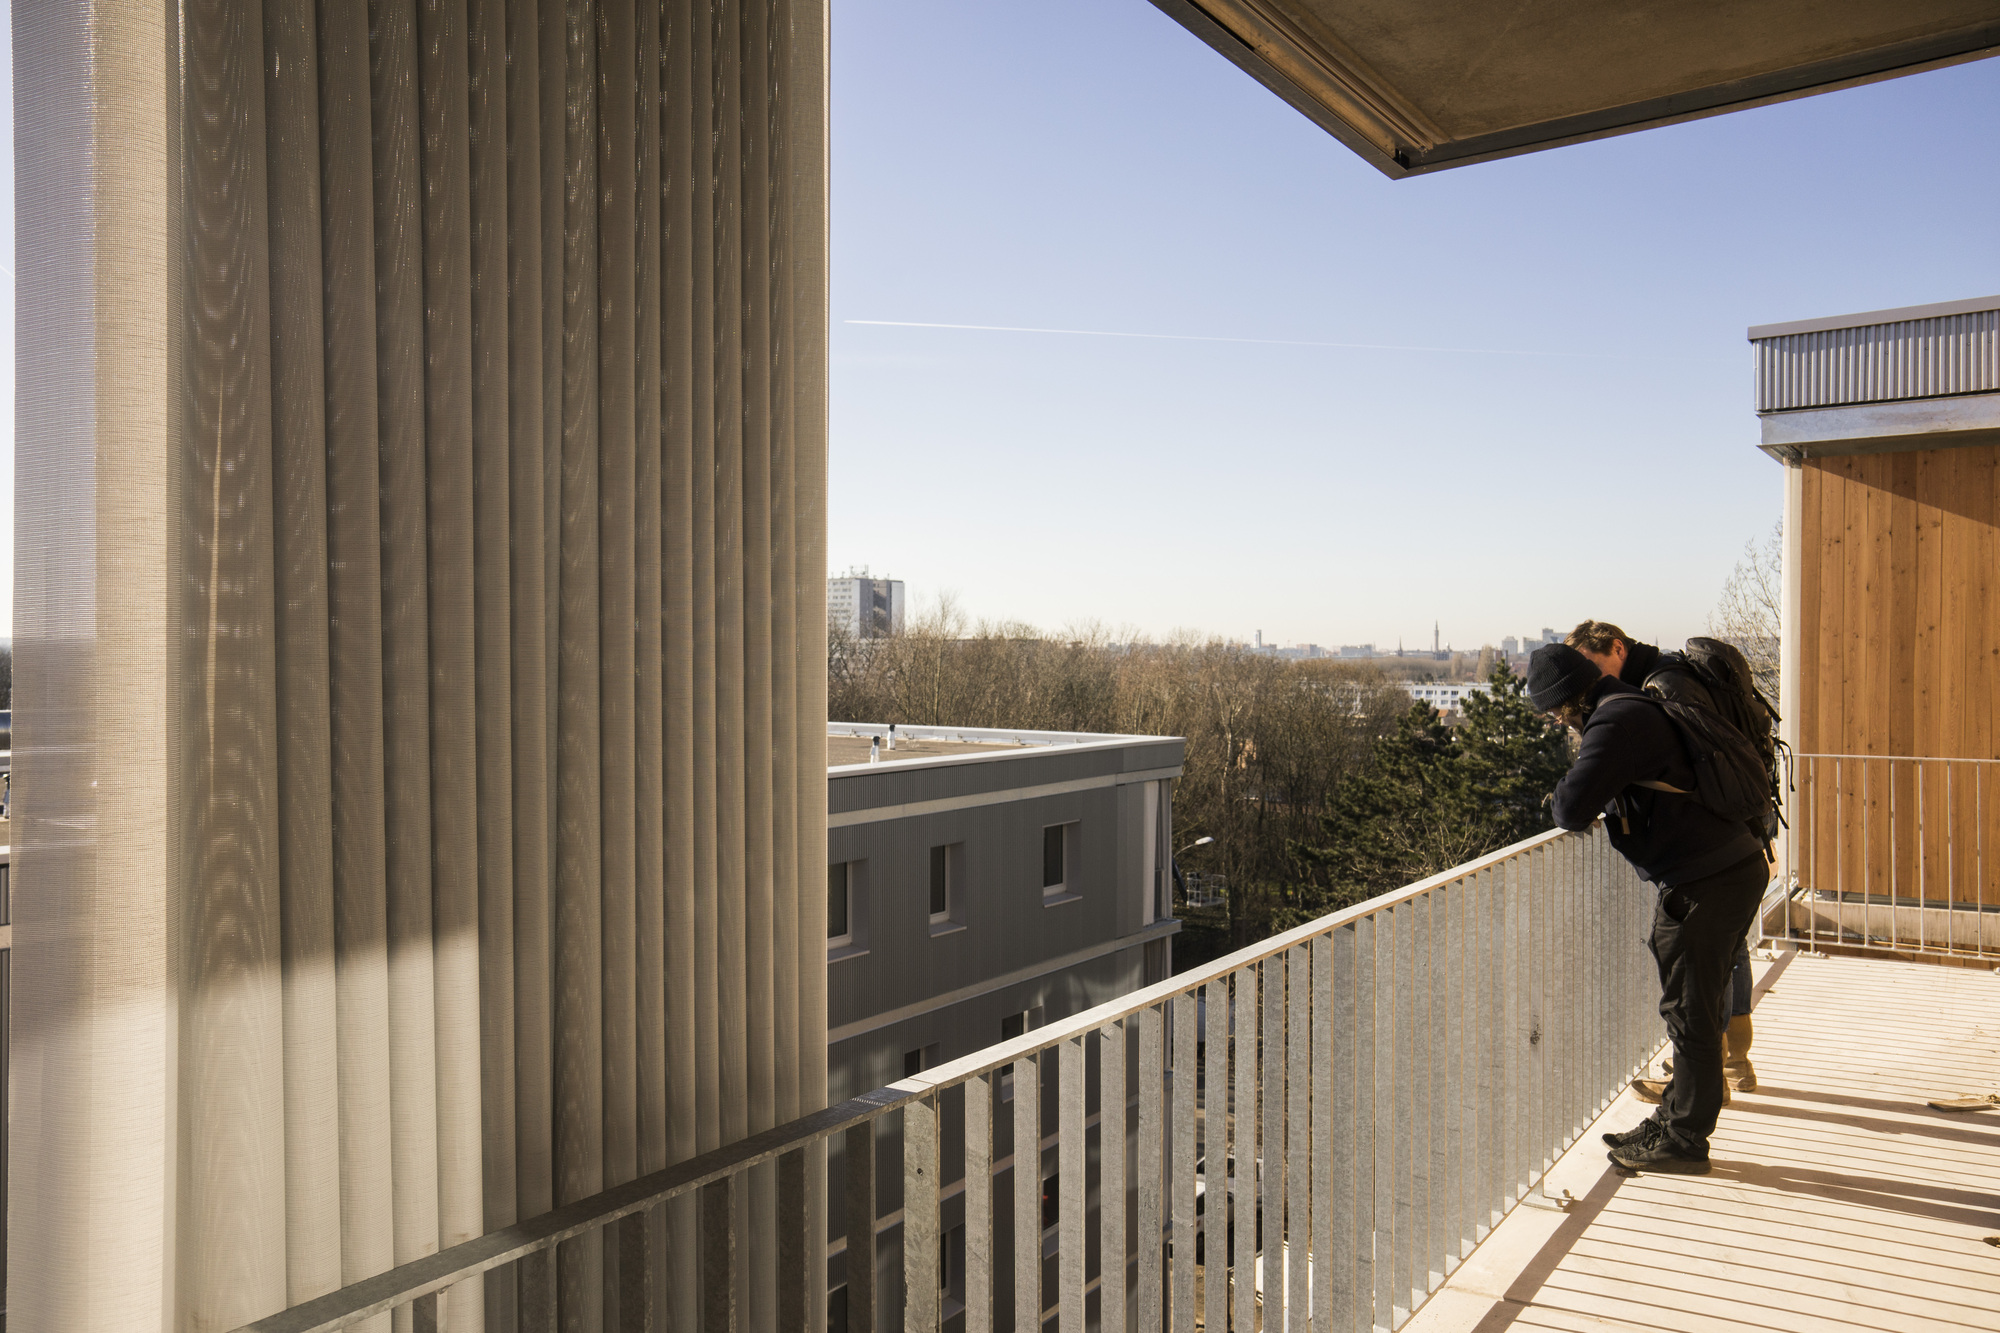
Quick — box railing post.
[412,1291,439,1333]
[620,1208,652,1333]
[1286,943,1311,1327]
[519,1245,558,1333]
[1311,933,1335,1333]
[1170,993,1196,1329]
[1098,1023,1126,1333]
[1261,954,1288,1320]
[1136,1008,1162,1333]
[905,1096,941,1333]
[703,1176,739,1333]
[965,1074,994,1333]
[1201,981,1227,1333]
[1059,1035,1087,1331]
[1400,897,1428,1307]
[1230,972,1256,1333]
[778,1148,808,1333]
[845,1122,876,1333]
[1015,1049,1043,1332]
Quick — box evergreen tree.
[1286,663,1571,925]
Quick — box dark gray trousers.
[1648,853,1767,1152]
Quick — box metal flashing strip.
[1749,294,2000,341]
[1756,391,2000,460]
[825,917,1183,1045]
[827,764,1184,828]
[828,730,1178,778]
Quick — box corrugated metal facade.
[1755,310,2000,412]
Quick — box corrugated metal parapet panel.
[1752,298,2000,412]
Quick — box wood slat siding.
[1795,445,2000,909]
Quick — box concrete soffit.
[1149,0,2000,178]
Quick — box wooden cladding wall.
[1792,446,2000,909]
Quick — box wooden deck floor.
[1405,952,2000,1333]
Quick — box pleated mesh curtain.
[11,0,827,1327]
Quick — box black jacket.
[1552,676,1761,888]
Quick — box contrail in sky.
[846,318,1726,361]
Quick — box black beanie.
[1527,643,1600,713]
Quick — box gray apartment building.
[825,723,1184,1103]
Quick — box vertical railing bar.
[777,1151,807,1333]
[519,1245,558,1333]
[1946,763,1956,950]
[1286,942,1312,1327]
[1444,880,1467,1269]
[1312,934,1335,1333]
[1968,764,1984,948]
[622,1203,654,1333]
[1918,761,1927,954]
[1832,759,1842,955]
[1372,909,1395,1333]
[907,1095,944,1333]
[1397,896,1424,1310]
[1262,953,1287,1324]
[1477,867,1499,1242]
[1888,759,1897,953]
[703,1175,740,1333]
[1099,1023,1127,1333]
[1863,759,1871,951]
[411,1291,439,1333]
[1016,1048,1044,1333]
[1232,969,1257,1333]
[1334,925,1362,1333]
[1425,886,1448,1287]
[1202,982,1227,1333]
[1060,1036,1088,1332]
[966,1074,994,1333]
[845,1122,876,1333]
[1170,993,1196,1329]
[1136,1009,1163,1333]
[1504,856,1524,1209]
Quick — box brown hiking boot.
[1724,1014,1757,1092]
[1632,1075,1730,1106]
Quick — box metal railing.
[1781,754,2000,960]
[235,821,1661,1333]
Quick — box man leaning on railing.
[1527,643,1768,1176]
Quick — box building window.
[828,862,851,946]
[828,859,866,957]
[903,1043,939,1079]
[929,844,953,924]
[1042,822,1076,900]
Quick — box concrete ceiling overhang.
[1150,0,2000,176]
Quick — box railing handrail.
[1792,751,2000,763]
[230,819,1598,1333]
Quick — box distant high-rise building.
[1501,636,1520,656]
[828,567,905,638]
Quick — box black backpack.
[1645,637,1785,839]
[1616,692,1777,827]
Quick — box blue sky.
[829,1,2000,651]
[2,4,1996,652]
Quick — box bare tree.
[1709,519,1782,701]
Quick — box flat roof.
[1748,294,2000,340]
[827,723,1172,773]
